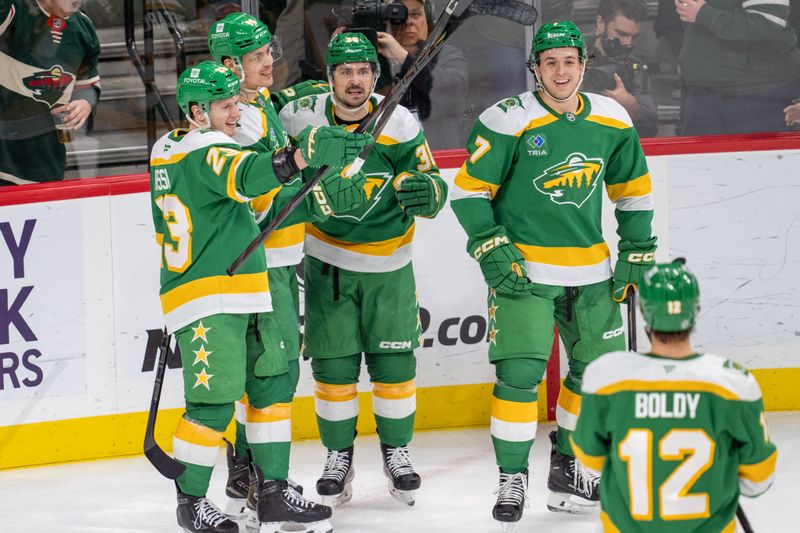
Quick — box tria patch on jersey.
[532,152,604,208]
[525,132,548,156]
[497,97,524,113]
[22,65,74,108]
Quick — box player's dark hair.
[597,0,648,23]
[648,328,693,344]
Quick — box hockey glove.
[271,80,329,111]
[296,125,373,169]
[612,238,657,302]
[467,227,534,295]
[318,167,367,215]
[394,171,448,218]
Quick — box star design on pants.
[191,322,212,343]
[193,368,214,390]
[489,326,500,346]
[488,303,499,321]
[193,345,212,367]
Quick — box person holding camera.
[280,32,448,509]
[583,0,658,138]
[377,0,468,149]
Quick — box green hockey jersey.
[571,351,777,533]
[451,91,654,287]
[279,93,440,273]
[232,87,306,268]
[149,128,285,332]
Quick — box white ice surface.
[0,413,796,532]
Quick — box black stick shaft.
[737,505,755,533]
[627,288,637,351]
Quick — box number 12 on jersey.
[619,428,714,520]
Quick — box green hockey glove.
[318,167,367,215]
[271,80,329,111]
[394,171,447,218]
[467,227,534,295]
[295,125,373,169]
[612,238,657,302]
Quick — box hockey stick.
[736,505,755,533]
[227,0,538,275]
[626,288,637,351]
[143,327,186,479]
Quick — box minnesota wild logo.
[293,96,316,113]
[335,172,392,222]
[497,96,523,113]
[533,152,604,208]
[22,65,74,108]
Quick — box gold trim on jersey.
[599,511,621,532]
[453,166,500,200]
[226,151,252,203]
[305,223,415,257]
[595,380,741,400]
[264,223,305,248]
[250,188,281,215]
[606,173,653,202]
[160,272,269,314]
[738,449,778,482]
[514,114,559,137]
[570,437,605,473]
[515,241,610,266]
[585,115,630,130]
[151,152,189,167]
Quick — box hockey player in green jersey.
[571,261,777,532]
[279,32,448,508]
[0,0,101,185]
[207,12,366,522]
[149,60,372,533]
[450,20,657,527]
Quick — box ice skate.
[380,443,421,506]
[244,476,306,532]
[254,466,333,533]
[176,489,239,533]
[316,446,354,507]
[223,438,251,519]
[492,469,528,532]
[546,431,599,514]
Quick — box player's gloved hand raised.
[296,125,373,169]
[612,238,657,302]
[271,80,329,111]
[467,227,535,295]
[309,167,367,220]
[394,171,448,218]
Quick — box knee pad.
[495,358,548,392]
[184,401,234,433]
[365,351,416,383]
[311,354,362,384]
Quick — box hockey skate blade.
[319,483,352,508]
[224,496,247,519]
[545,492,599,515]
[244,509,261,533]
[499,521,518,533]
[259,519,334,533]
[387,480,416,506]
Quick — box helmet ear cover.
[639,262,701,333]
[176,61,241,118]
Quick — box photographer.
[377,0,468,149]
[582,0,658,137]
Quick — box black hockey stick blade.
[144,328,185,479]
[467,0,538,26]
[626,287,637,352]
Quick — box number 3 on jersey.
[619,428,714,520]
[154,194,193,272]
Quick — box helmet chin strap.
[534,63,586,103]
[187,110,211,130]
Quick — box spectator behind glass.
[583,0,658,137]
[377,0,468,150]
[0,0,100,186]
[676,0,800,135]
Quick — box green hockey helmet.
[327,32,380,75]
[639,262,701,333]
[530,21,586,65]
[176,61,240,117]
[208,12,279,62]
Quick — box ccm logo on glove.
[473,236,510,260]
[628,252,655,263]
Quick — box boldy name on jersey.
[634,392,700,419]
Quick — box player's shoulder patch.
[292,94,319,114]
[723,357,750,377]
[479,92,547,136]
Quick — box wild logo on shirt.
[333,172,393,222]
[532,152,604,208]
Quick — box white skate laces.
[384,445,415,478]
[320,449,351,482]
[284,487,316,509]
[193,497,229,529]
[571,459,598,498]
[495,472,529,509]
